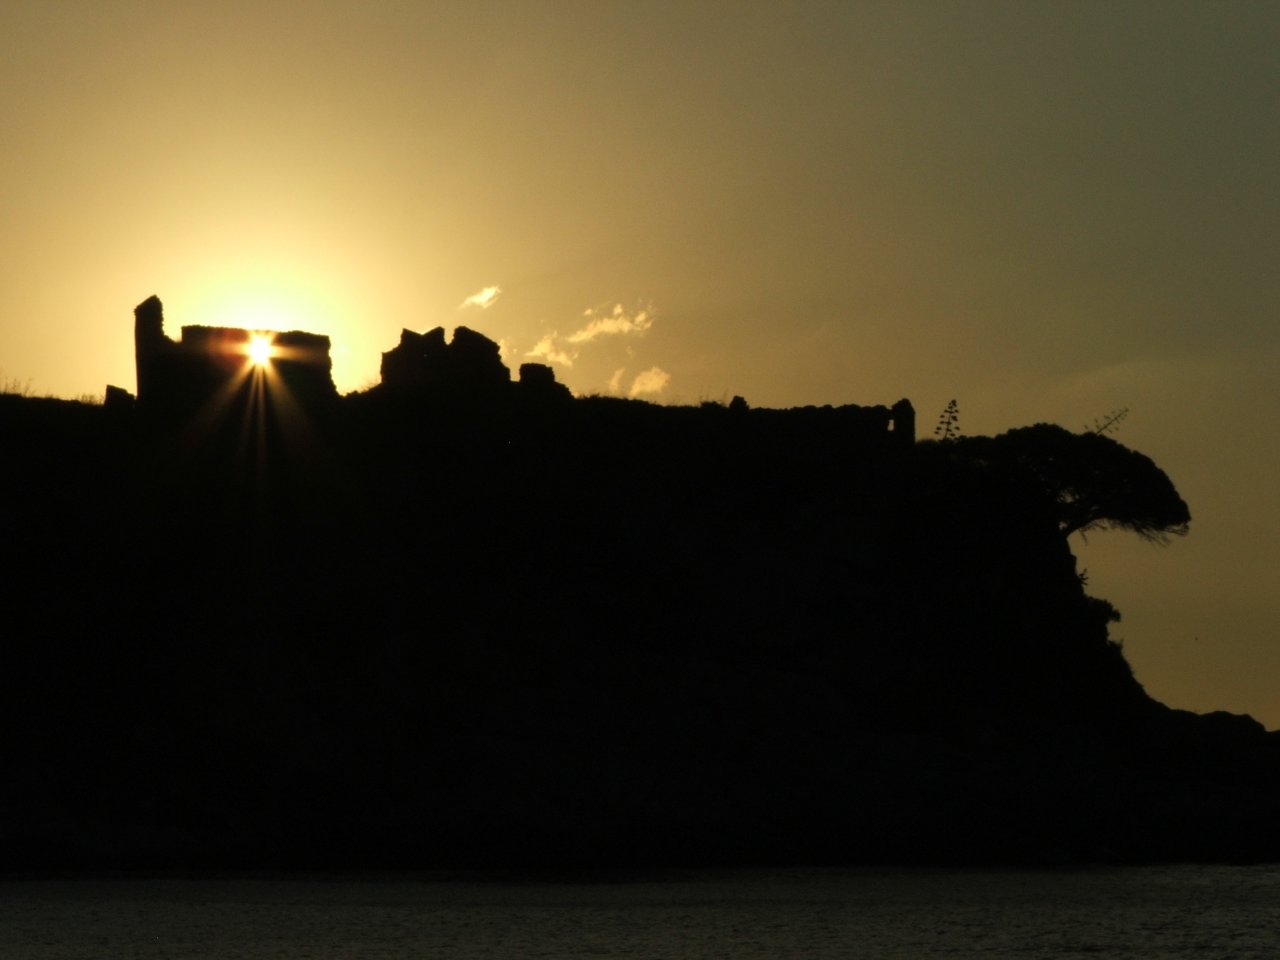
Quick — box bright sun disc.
[247,334,273,366]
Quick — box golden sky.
[2,2,1277,725]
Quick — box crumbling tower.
[133,294,173,403]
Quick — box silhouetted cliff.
[1,320,1276,870]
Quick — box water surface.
[2,865,1276,959]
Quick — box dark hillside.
[1,375,1276,869]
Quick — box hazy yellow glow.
[165,255,376,392]
[183,272,320,334]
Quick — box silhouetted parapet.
[735,399,916,458]
[380,325,511,399]
[849,404,892,435]
[518,362,572,402]
[891,398,915,445]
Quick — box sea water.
[1,865,1277,959]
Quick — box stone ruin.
[113,295,908,447]
[129,295,337,422]
[379,325,572,404]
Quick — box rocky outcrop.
[518,362,573,403]
[379,325,510,399]
[6,303,1280,868]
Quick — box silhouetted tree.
[934,399,961,441]
[963,423,1190,543]
[1085,407,1129,437]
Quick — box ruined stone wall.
[132,295,337,425]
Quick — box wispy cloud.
[568,303,653,343]
[497,337,517,367]
[526,334,575,367]
[460,285,502,310]
[628,366,670,397]
[523,300,664,390]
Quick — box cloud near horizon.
[628,366,670,397]
[526,333,575,367]
[460,285,502,310]
[567,303,653,344]
[526,301,659,374]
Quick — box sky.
[2,2,1277,726]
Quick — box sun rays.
[166,324,330,521]
[247,333,275,366]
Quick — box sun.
[247,333,274,367]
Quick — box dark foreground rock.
[1,382,1277,870]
